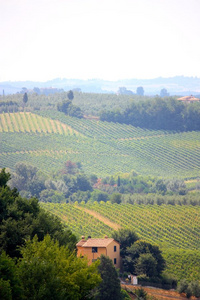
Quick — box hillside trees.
[118,87,134,95]
[18,235,101,300]
[8,161,93,202]
[112,229,165,278]
[9,162,46,198]
[0,251,23,300]
[0,100,19,113]
[57,91,83,118]
[112,228,139,258]
[0,168,104,299]
[0,169,77,258]
[177,279,200,298]
[99,97,200,131]
[124,240,166,277]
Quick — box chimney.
[104,235,108,239]
[88,236,91,239]
[81,236,85,240]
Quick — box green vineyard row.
[41,202,200,281]
[1,112,200,178]
[41,202,200,249]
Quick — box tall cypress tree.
[95,255,122,300]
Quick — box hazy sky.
[1,0,200,82]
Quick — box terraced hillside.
[41,202,200,281]
[1,111,200,178]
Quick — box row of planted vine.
[79,202,200,249]
[0,112,80,136]
[162,248,200,281]
[41,202,200,250]
[36,111,200,177]
[41,202,200,281]
[40,202,113,238]
[1,112,200,178]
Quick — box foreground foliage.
[18,235,101,300]
[93,255,122,300]
[0,169,101,299]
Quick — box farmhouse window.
[114,245,117,252]
[92,247,98,253]
[114,258,117,265]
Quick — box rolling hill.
[1,111,200,179]
[41,201,200,281]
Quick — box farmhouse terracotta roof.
[76,236,119,247]
[177,95,200,101]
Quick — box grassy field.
[1,111,200,179]
[41,202,200,281]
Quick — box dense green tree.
[155,179,167,195]
[57,95,83,118]
[188,281,200,298]
[120,289,131,299]
[0,168,10,187]
[0,278,12,300]
[160,88,169,97]
[135,253,157,277]
[99,97,200,131]
[57,99,72,114]
[118,87,134,95]
[112,228,139,258]
[134,288,147,300]
[22,92,28,106]
[18,235,101,300]
[110,193,122,204]
[177,280,200,298]
[136,86,144,96]
[89,174,98,185]
[0,169,77,258]
[76,174,93,191]
[40,189,66,203]
[125,240,166,277]
[0,252,22,299]
[67,90,74,100]
[68,104,83,118]
[94,255,121,300]
[9,162,45,198]
[90,189,109,202]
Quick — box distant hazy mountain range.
[1,76,200,96]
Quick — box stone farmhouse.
[177,95,200,103]
[76,235,120,269]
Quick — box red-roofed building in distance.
[177,95,200,104]
[76,235,120,269]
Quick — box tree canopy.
[125,240,166,277]
[100,97,200,132]
[0,169,77,258]
[112,228,139,258]
[18,235,101,300]
[94,255,122,300]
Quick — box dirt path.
[121,285,190,300]
[76,206,121,231]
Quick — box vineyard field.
[41,202,200,281]
[1,111,200,178]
